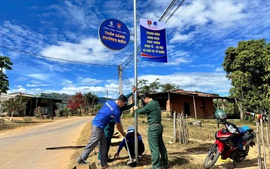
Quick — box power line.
[167,0,197,25]
[121,0,188,71]
[164,0,186,23]
[159,0,179,22]
[0,45,117,67]
[122,71,132,86]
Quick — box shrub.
[23,117,32,123]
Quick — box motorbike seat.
[238,126,252,134]
[242,131,255,141]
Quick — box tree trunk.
[234,97,245,120]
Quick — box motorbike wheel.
[234,145,250,162]
[204,145,220,169]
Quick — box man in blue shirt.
[77,94,127,169]
[98,87,136,164]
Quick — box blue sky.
[0,0,269,99]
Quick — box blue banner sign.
[99,19,130,50]
[140,18,167,62]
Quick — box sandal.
[101,165,110,169]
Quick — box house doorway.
[184,102,191,116]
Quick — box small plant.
[61,107,69,117]
[55,110,60,118]
[34,107,42,118]
[0,118,4,124]
[23,117,32,123]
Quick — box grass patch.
[0,117,62,132]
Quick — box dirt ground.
[1,116,268,169]
[0,116,93,169]
[70,117,270,169]
[189,138,260,169]
[105,139,261,169]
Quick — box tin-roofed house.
[150,89,235,119]
[0,92,69,117]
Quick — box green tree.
[3,96,29,117]
[149,78,161,93]
[138,78,180,93]
[222,39,270,119]
[0,56,13,95]
[84,92,98,115]
[137,78,161,93]
[137,79,150,93]
[160,83,179,92]
[84,92,98,107]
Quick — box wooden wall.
[166,93,215,119]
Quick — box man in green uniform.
[135,92,169,169]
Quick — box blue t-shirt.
[92,101,121,129]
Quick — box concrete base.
[74,162,96,169]
[75,164,90,169]
[90,162,97,169]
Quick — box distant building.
[150,89,234,119]
[0,92,114,117]
[0,92,68,117]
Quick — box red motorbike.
[204,122,256,168]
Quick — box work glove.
[133,106,138,111]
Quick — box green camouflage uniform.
[136,99,168,169]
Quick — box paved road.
[0,116,93,169]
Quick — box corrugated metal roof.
[170,89,219,97]
[151,89,231,99]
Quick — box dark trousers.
[98,122,115,160]
[148,124,168,169]
[124,141,145,157]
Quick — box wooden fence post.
[173,111,176,143]
[257,121,262,169]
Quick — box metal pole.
[133,0,138,163]
[118,65,123,94]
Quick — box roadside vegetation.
[0,116,63,132]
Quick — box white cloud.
[27,73,52,80]
[208,1,246,27]
[1,21,46,52]
[170,32,194,43]
[41,38,119,65]
[26,84,38,87]
[166,57,191,66]
[78,77,103,85]
[190,64,215,68]
[61,79,73,86]
[166,0,248,44]
[137,72,231,96]
[8,85,27,94]
[215,67,224,72]
[57,85,108,96]
[104,83,119,93]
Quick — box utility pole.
[118,65,123,94]
[133,0,138,163]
